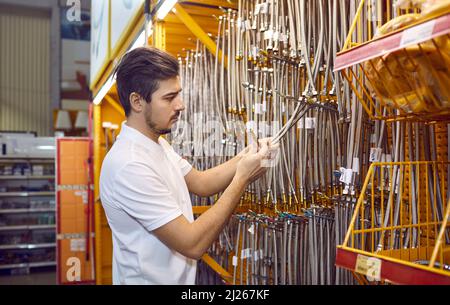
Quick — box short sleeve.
[177,156,192,176]
[112,162,183,231]
[159,137,192,176]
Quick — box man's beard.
[145,110,171,135]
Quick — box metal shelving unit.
[333,1,450,284]
[0,157,56,273]
[0,224,56,231]
[0,175,55,180]
[0,261,56,270]
[0,208,55,214]
[0,158,54,163]
[0,192,55,197]
[0,243,56,250]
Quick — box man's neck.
[125,118,160,143]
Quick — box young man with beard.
[100,47,277,284]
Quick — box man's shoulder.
[107,139,153,161]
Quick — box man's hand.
[237,137,279,159]
[258,137,280,166]
[235,140,270,184]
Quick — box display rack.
[334,1,450,284]
[0,157,56,274]
[334,1,450,122]
[336,161,450,284]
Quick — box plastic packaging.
[364,9,450,114]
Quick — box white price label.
[339,168,353,185]
[245,20,252,30]
[246,121,257,132]
[248,224,255,235]
[252,46,258,58]
[254,103,263,114]
[369,147,382,162]
[370,133,377,144]
[352,157,360,173]
[297,117,316,129]
[400,19,436,48]
[252,19,258,30]
[260,2,269,14]
[305,117,316,129]
[385,154,392,168]
[70,238,86,252]
[246,248,251,258]
[254,3,261,14]
[75,190,88,204]
[395,171,400,194]
[232,256,238,266]
[355,254,381,281]
[264,29,273,40]
[273,31,279,41]
[385,154,392,163]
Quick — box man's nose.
[174,96,185,112]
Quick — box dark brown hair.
[113,47,179,116]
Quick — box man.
[100,47,276,284]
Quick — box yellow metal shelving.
[336,161,450,284]
[334,1,450,284]
[334,1,450,122]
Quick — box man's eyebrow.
[161,89,182,98]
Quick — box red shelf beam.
[336,247,450,285]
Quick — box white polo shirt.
[99,122,197,285]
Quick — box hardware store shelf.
[0,192,55,197]
[0,175,54,180]
[334,13,450,72]
[0,208,55,214]
[336,247,450,285]
[335,161,450,285]
[0,243,55,250]
[0,261,56,270]
[0,224,56,231]
[0,158,54,164]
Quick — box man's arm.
[185,138,277,197]
[153,142,268,260]
[184,152,243,197]
[154,174,247,260]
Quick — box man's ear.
[129,92,143,113]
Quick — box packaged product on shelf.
[364,12,450,114]
[32,165,44,176]
[2,166,12,176]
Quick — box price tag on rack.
[355,254,382,282]
[400,19,436,47]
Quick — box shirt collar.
[118,121,163,152]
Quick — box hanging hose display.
[169,0,450,285]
